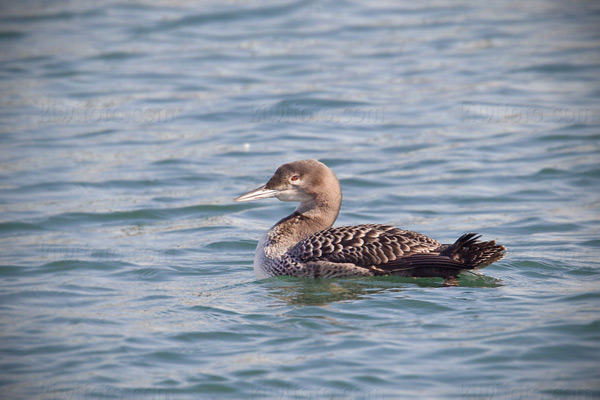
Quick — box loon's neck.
[265,201,340,251]
[255,209,337,279]
[256,180,342,275]
[268,212,323,247]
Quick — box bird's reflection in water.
[262,273,501,306]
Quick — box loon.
[235,159,506,280]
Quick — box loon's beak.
[234,184,280,202]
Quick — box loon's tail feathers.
[440,233,506,269]
[372,233,505,279]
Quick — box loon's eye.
[290,175,299,182]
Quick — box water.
[1,1,599,399]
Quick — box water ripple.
[1,0,599,398]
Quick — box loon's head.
[234,159,342,215]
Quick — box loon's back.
[261,223,505,279]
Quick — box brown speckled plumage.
[235,159,506,280]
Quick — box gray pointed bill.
[234,184,280,202]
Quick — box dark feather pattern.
[289,225,506,279]
[291,224,441,265]
[439,233,506,269]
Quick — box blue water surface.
[1,1,599,399]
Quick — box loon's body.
[235,159,505,280]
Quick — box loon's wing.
[290,225,505,278]
[290,224,440,273]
